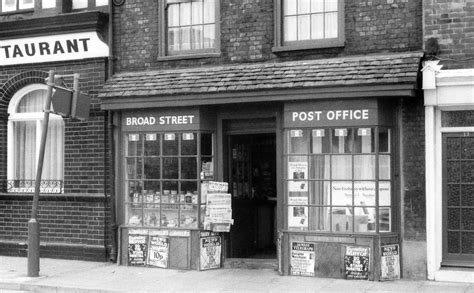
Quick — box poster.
[128,230,148,266]
[288,206,308,229]
[147,234,169,268]
[380,244,400,281]
[344,246,370,280]
[288,162,308,192]
[200,232,222,270]
[290,241,315,277]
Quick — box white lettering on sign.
[159,115,195,125]
[292,110,369,122]
[126,117,156,126]
[0,32,109,66]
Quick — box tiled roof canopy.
[99,52,423,110]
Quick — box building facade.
[422,0,474,283]
[99,0,427,280]
[0,1,113,260]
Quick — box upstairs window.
[159,0,220,59]
[1,0,33,13]
[274,0,345,52]
[72,0,107,10]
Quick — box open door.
[226,133,276,259]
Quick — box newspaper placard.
[290,241,315,277]
[128,230,148,266]
[288,162,308,180]
[380,244,400,281]
[208,181,229,193]
[147,234,169,268]
[200,233,222,270]
[344,246,370,280]
[288,206,308,228]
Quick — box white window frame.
[7,84,64,193]
[1,0,34,13]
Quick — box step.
[223,258,278,270]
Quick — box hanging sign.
[0,32,109,66]
[128,230,148,266]
[290,241,315,277]
[147,233,169,268]
[200,231,222,270]
[344,246,370,280]
[380,244,400,281]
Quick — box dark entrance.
[226,133,277,259]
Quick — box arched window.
[7,84,64,193]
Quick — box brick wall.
[113,0,422,71]
[0,58,111,260]
[424,0,474,69]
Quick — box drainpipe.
[106,0,118,263]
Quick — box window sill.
[157,52,221,61]
[272,40,345,53]
[0,8,33,15]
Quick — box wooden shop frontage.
[99,52,423,280]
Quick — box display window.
[284,127,392,233]
[124,131,214,229]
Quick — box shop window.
[72,0,107,10]
[158,0,220,58]
[124,132,214,229]
[273,0,345,52]
[7,84,64,193]
[285,127,392,233]
[0,0,107,13]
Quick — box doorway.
[226,133,277,259]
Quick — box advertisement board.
[290,241,315,277]
[344,246,370,280]
[200,231,222,270]
[380,244,400,281]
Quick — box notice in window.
[128,230,148,266]
[290,241,315,277]
[288,206,308,229]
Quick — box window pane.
[43,119,64,181]
[144,133,160,156]
[332,206,352,232]
[379,154,391,180]
[19,0,33,9]
[379,181,391,206]
[379,208,391,232]
[163,157,179,179]
[332,128,352,154]
[201,133,213,156]
[298,0,310,14]
[144,157,161,179]
[309,206,330,231]
[311,129,330,153]
[354,181,375,206]
[203,0,215,23]
[284,0,296,15]
[311,0,323,13]
[126,158,142,179]
[168,28,180,51]
[288,206,308,230]
[289,129,309,153]
[310,155,330,179]
[379,128,391,153]
[284,16,298,42]
[354,155,375,180]
[42,0,55,9]
[192,0,203,25]
[310,180,330,204]
[163,133,178,155]
[168,4,180,27]
[192,25,203,49]
[298,15,311,40]
[203,24,215,48]
[72,0,87,9]
[354,128,374,153]
[325,0,338,11]
[3,0,17,12]
[331,155,352,179]
[181,27,192,50]
[181,157,197,179]
[127,134,142,156]
[95,0,108,6]
[325,11,338,38]
[181,133,197,155]
[331,181,352,205]
[180,2,191,26]
[355,207,375,232]
[13,121,36,180]
[18,89,45,113]
[311,14,324,39]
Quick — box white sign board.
[0,32,109,65]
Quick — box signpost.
[27,70,90,277]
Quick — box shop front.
[99,52,423,279]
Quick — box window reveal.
[285,127,392,233]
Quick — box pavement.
[1,256,474,293]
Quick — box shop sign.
[148,233,169,268]
[0,32,108,66]
[128,230,148,266]
[344,246,370,280]
[122,108,200,132]
[380,244,400,281]
[290,241,315,277]
[284,100,380,127]
[200,232,222,270]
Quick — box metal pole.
[28,69,55,277]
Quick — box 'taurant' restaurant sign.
[0,32,109,65]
